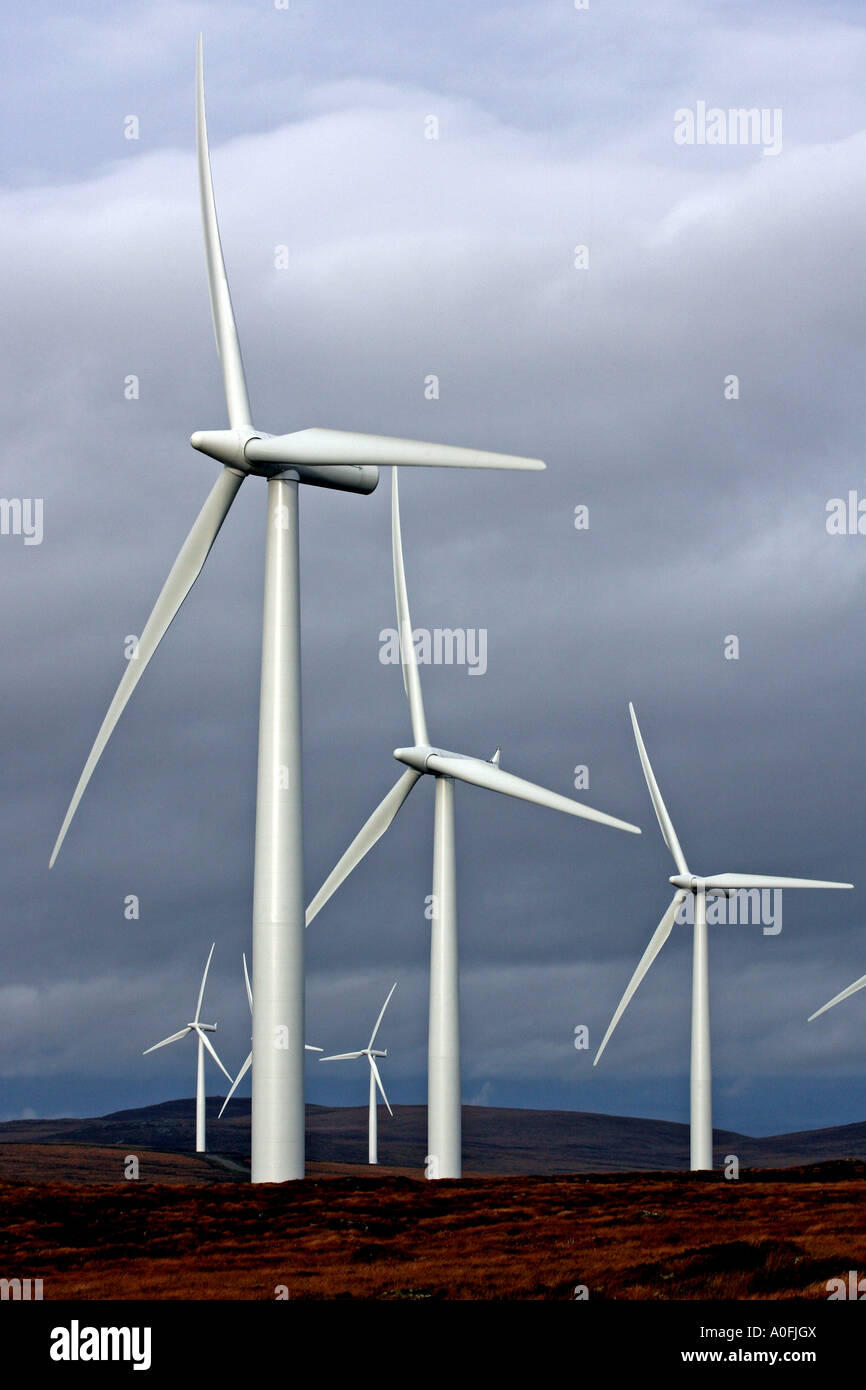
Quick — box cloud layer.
[2,0,865,1136]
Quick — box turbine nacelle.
[666,875,734,900]
[190,428,380,493]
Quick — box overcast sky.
[2,0,866,1140]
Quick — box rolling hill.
[3,1099,866,1174]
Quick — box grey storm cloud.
[1,0,865,1134]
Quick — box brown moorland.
[3,1157,866,1300]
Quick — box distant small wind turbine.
[219,954,322,1117]
[143,942,231,1153]
[809,970,866,1025]
[594,703,853,1171]
[306,470,641,1179]
[319,982,397,1165]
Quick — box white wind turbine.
[319,982,398,1165]
[48,39,550,1183]
[219,954,322,1117]
[305,470,642,1179]
[594,703,853,1171]
[143,941,231,1153]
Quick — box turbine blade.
[218,1051,251,1117]
[629,703,688,874]
[304,1044,324,1052]
[318,1052,364,1062]
[703,873,853,891]
[242,952,253,1012]
[194,942,216,1024]
[368,981,398,1050]
[195,1025,232,1082]
[196,35,252,429]
[369,1056,393,1116]
[143,1026,191,1055]
[593,892,684,1065]
[809,973,866,1022]
[49,467,244,868]
[392,470,429,745]
[424,754,640,835]
[305,769,422,925]
[244,428,545,472]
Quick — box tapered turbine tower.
[594,704,852,1170]
[219,954,322,1118]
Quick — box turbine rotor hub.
[670,874,704,892]
[669,874,733,897]
[190,428,259,475]
[393,745,437,773]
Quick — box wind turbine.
[48,39,551,1183]
[809,970,866,1026]
[319,982,398,1165]
[219,954,322,1117]
[594,703,853,1171]
[305,470,642,1178]
[143,942,231,1153]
